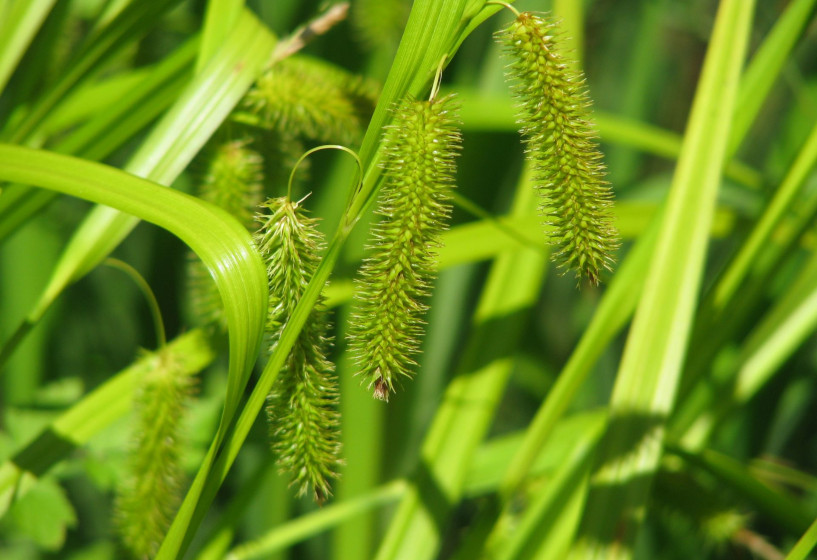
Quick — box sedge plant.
[1,2,817,560]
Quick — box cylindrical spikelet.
[498,12,619,284]
[254,197,341,503]
[348,94,462,401]
[243,55,380,146]
[115,351,193,559]
[188,138,263,330]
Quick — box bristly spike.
[498,12,619,285]
[115,350,193,558]
[244,55,380,147]
[348,94,462,400]
[254,196,341,503]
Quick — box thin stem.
[271,2,350,63]
[287,144,362,202]
[429,55,447,101]
[104,258,166,349]
[486,1,520,18]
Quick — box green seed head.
[255,196,341,502]
[499,12,619,284]
[348,94,461,400]
[244,55,379,146]
[115,351,193,558]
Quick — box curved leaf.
[0,143,268,450]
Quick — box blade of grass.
[0,144,269,554]
[228,480,408,560]
[605,2,665,187]
[727,0,817,155]
[452,197,662,560]
[57,37,199,158]
[0,0,57,95]
[709,122,817,320]
[193,461,283,560]
[0,145,269,536]
[784,516,817,560]
[498,415,606,560]
[39,68,151,133]
[497,212,660,501]
[3,0,183,143]
[0,37,198,243]
[675,0,817,432]
[225,411,608,560]
[197,0,244,72]
[672,122,817,442]
[332,344,383,560]
[568,2,755,558]
[677,244,817,448]
[0,148,267,387]
[553,0,583,63]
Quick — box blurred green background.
[1,1,817,559]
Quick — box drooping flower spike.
[255,146,362,502]
[497,7,619,284]
[116,350,194,558]
[349,66,462,401]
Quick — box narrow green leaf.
[677,246,817,448]
[498,213,660,502]
[499,416,606,560]
[0,37,197,244]
[197,0,244,73]
[58,37,199,158]
[0,0,57,95]
[784,516,817,560]
[227,481,408,560]
[728,0,817,155]
[4,0,182,143]
[710,122,817,315]
[569,2,755,558]
[225,412,607,560]
[673,0,817,449]
[552,0,584,63]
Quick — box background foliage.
[1,0,817,559]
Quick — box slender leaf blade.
[569,2,756,557]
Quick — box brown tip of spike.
[373,377,390,401]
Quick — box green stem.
[104,258,167,349]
